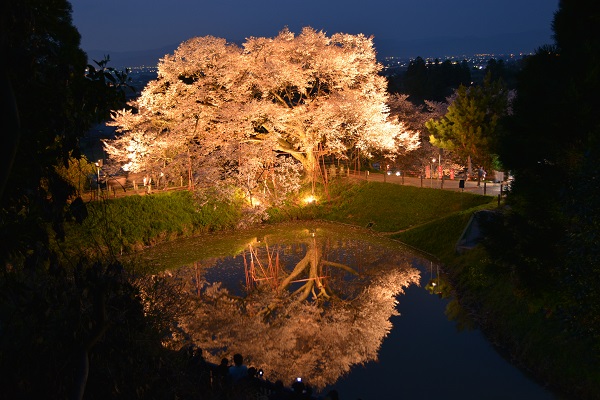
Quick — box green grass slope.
[318,181,492,233]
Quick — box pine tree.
[425,74,510,173]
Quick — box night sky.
[71,0,558,61]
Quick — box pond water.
[132,221,556,399]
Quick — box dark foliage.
[0,2,194,399]
[387,56,471,103]
[0,0,132,260]
[484,59,516,89]
[0,262,184,399]
[490,0,600,353]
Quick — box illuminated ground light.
[303,195,317,204]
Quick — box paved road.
[348,171,508,197]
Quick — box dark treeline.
[383,2,600,396]
[476,1,600,397]
[386,56,520,103]
[490,0,600,355]
[388,57,471,102]
[0,1,187,398]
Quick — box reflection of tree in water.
[245,234,370,307]
[162,233,420,389]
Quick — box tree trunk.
[187,149,193,190]
[298,148,318,186]
[467,155,472,180]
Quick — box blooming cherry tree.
[105,28,419,196]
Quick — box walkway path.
[83,171,508,203]
[348,171,508,197]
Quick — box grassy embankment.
[58,190,243,260]
[62,180,492,259]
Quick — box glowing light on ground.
[303,195,317,204]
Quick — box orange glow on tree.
[105,28,420,202]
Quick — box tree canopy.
[105,28,419,199]
[1,0,90,250]
[1,0,133,251]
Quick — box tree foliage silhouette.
[488,1,600,395]
[0,2,189,399]
[390,56,471,103]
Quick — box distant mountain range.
[85,30,553,68]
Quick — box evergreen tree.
[425,74,510,173]
[485,58,519,89]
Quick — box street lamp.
[95,159,103,198]
[437,153,442,188]
[431,157,436,188]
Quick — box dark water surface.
[134,221,556,400]
[325,259,556,400]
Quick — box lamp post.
[430,158,436,188]
[95,159,103,198]
[437,153,442,188]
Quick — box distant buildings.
[380,52,530,74]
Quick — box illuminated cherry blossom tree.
[105,28,419,195]
[387,93,450,172]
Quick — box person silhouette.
[290,378,306,399]
[185,345,210,393]
[236,366,262,398]
[227,353,248,384]
[213,357,229,392]
[268,380,287,400]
